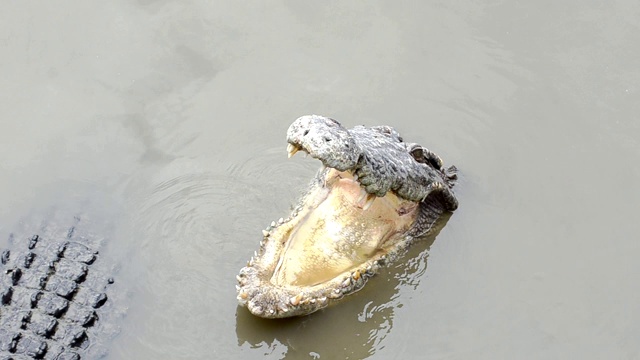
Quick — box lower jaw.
[236,169,419,318]
[236,236,406,318]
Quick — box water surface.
[1,1,638,359]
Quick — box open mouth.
[237,114,458,318]
[236,142,422,318]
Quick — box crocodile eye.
[410,147,426,163]
[323,137,331,142]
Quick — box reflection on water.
[235,216,449,359]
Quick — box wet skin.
[236,115,458,318]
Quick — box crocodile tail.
[444,165,458,188]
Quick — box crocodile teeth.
[287,143,300,158]
[363,195,376,211]
[358,188,368,203]
[290,293,303,306]
[353,270,361,281]
[278,303,289,313]
[358,189,377,210]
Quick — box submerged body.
[0,214,120,359]
[236,115,458,318]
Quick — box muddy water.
[1,1,639,359]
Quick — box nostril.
[303,129,309,136]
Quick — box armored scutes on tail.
[237,115,458,318]
[0,215,120,359]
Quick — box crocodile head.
[236,115,458,318]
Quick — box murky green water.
[1,1,639,359]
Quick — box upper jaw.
[286,139,359,172]
[286,115,360,171]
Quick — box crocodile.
[236,115,458,318]
[0,213,120,359]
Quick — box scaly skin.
[236,115,458,318]
[0,213,120,359]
